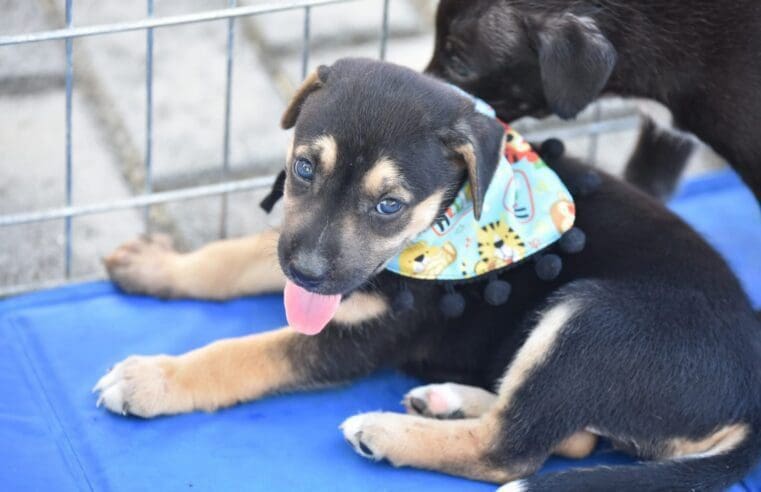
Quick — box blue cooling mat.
[1,170,759,492]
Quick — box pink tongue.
[284,280,342,335]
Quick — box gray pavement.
[0,0,722,295]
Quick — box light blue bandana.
[385,96,576,281]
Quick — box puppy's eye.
[376,198,404,215]
[293,157,315,182]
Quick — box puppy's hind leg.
[342,294,598,482]
[402,382,597,458]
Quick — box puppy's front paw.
[103,234,178,297]
[403,383,466,419]
[93,355,190,418]
[341,413,387,461]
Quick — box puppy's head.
[426,0,617,121]
[278,58,505,299]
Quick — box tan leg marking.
[105,230,285,300]
[554,431,598,459]
[494,301,579,409]
[667,423,749,459]
[341,412,527,483]
[404,382,497,419]
[341,303,580,482]
[333,292,388,326]
[402,382,597,459]
[94,328,300,418]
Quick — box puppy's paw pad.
[103,235,178,297]
[403,383,464,419]
[93,355,175,418]
[340,414,383,461]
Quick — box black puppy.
[426,0,761,201]
[97,59,761,491]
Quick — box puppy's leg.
[342,297,598,483]
[94,321,392,418]
[403,383,597,459]
[403,383,496,419]
[623,117,694,201]
[104,230,284,300]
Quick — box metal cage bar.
[0,0,361,46]
[379,0,390,60]
[144,0,155,232]
[64,0,74,278]
[219,0,238,239]
[302,6,312,79]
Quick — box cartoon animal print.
[503,126,540,164]
[398,241,457,278]
[474,219,525,275]
[550,197,576,233]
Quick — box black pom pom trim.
[569,170,602,197]
[535,254,563,281]
[392,289,415,312]
[439,284,465,318]
[540,138,565,161]
[484,279,511,306]
[558,227,586,254]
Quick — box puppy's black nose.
[288,264,327,290]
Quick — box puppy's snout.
[287,252,330,290]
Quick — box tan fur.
[405,191,445,236]
[342,412,525,483]
[344,303,583,487]
[281,68,325,129]
[285,133,295,163]
[362,158,404,197]
[402,382,596,459]
[94,328,301,417]
[455,143,477,175]
[105,230,285,300]
[495,301,578,409]
[403,383,498,418]
[667,424,749,459]
[377,191,446,252]
[333,292,389,326]
[313,134,338,175]
[554,431,598,459]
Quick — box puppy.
[98,59,761,491]
[426,0,761,201]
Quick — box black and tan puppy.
[426,0,761,201]
[97,59,761,491]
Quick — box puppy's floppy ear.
[532,13,616,119]
[280,65,331,129]
[440,111,505,220]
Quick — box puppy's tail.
[504,422,761,492]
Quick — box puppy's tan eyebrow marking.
[363,157,403,195]
[312,134,338,175]
[292,144,310,160]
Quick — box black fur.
[624,118,695,201]
[281,59,761,491]
[426,0,761,201]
